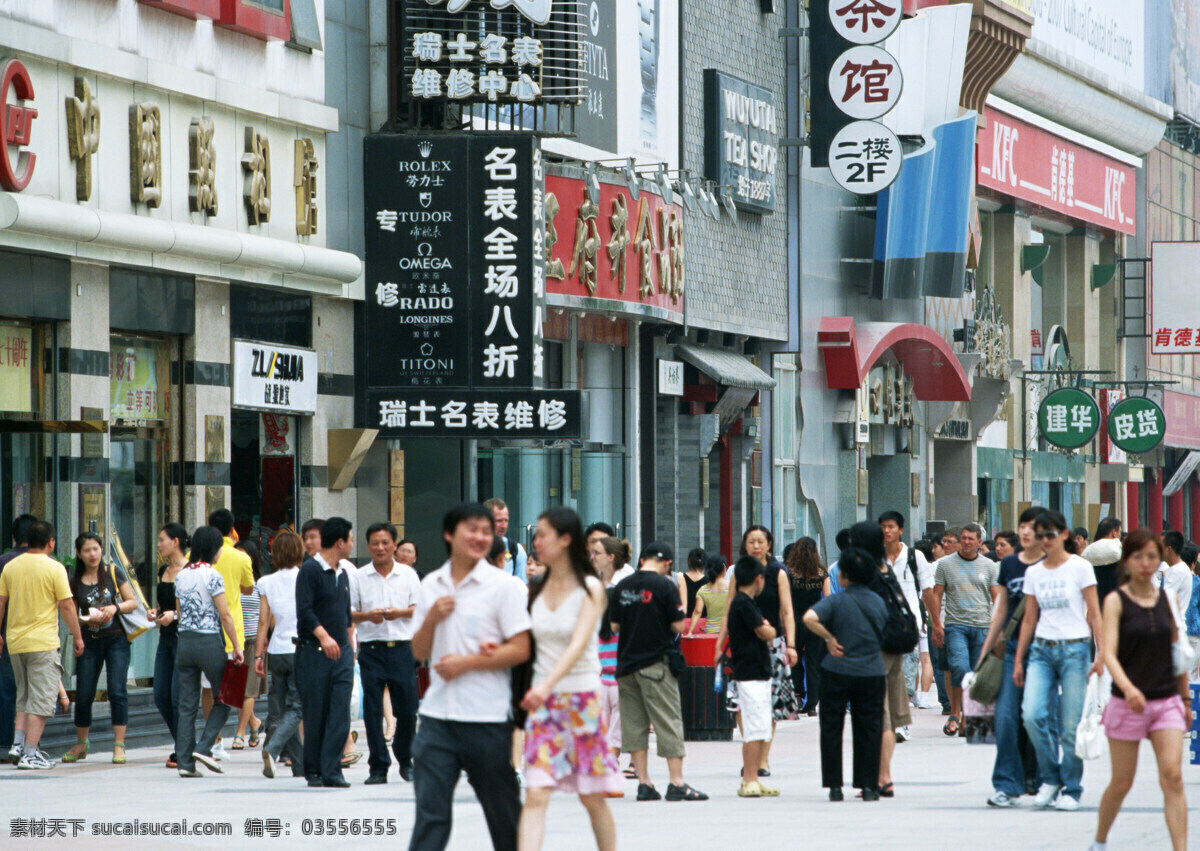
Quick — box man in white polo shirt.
[352,522,421,785]
[409,503,532,851]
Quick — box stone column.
[182,277,232,530]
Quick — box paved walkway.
[2,705,1197,849]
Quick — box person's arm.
[754,617,777,642]
[349,580,383,624]
[802,607,843,657]
[687,592,705,635]
[240,559,254,595]
[254,594,273,678]
[822,576,832,598]
[58,597,86,657]
[712,581,739,665]
[1082,584,1104,676]
[434,630,531,681]
[522,582,606,709]
[928,585,945,646]
[978,586,1009,664]
[1011,595,1040,687]
[212,592,243,664]
[411,595,452,662]
[777,568,798,666]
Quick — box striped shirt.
[241,587,261,639]
[599,635,619,686]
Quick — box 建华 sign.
[1106,396,1165,455]
[1038,386,1099,450]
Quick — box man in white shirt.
[352,522,421,785]
[880,511,934,729]
[1159,530,1194,618]
[409,503,532,851]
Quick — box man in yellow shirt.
[0,520,84,769]
[203,509,253,759]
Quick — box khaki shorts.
[12,649,63,717]
[882,652,911,730]
[617,658,685,759]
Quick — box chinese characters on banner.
[977,107,1136,236]
[1105,395,1165,455]
[703,70,778,214]
[544,174,685,321]
[110,341,164,421]
[1037,386,1100,450]
[1149,242,1200,355]
[0,325,33,412]
[410,30,544,103]
[370,388,580,439]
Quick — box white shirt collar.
[315,553,340,574]
[431,558,496,588]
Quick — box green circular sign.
[1106,396,1166,454]
[1038,387,1100,449]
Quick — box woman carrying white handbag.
[1091,529,1192,851]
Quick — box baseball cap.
[639,542,674,564]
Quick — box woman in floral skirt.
[518,507,618,851]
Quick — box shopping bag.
[961,672,996,744]
[217,659,249,708]
[1074,673,1108,760]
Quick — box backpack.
[906,548,929,629]
[872,567,920,655]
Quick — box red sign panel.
[137,0,221,18]
[545,175,684,323]
[977,106,1135,235]
[1163,390,1200,450]
[0,59,37,192]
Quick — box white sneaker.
[895,726,910,743]
[7,743,23,765]
[1053,795,1079,811]
[1033,783,1062,808]
[211,741,227,761]
[193,752,225,774]
[987,790,1016,808]
[262,751,276,779]
[17,749,53,770]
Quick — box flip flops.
[943,716,960,737]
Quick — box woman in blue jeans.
[1013,510,1104,811]
[147,523,189,768]
[978,507,1046,807]
[63,533,137,764]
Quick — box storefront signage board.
[231,340,318,415]
[370,388,582,439]
[703,69,778,214]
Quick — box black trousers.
[819,669,885,790]
[792,623,824,711]
[409,716,519,851]
[358,641,418,775]
[294,642,353,784]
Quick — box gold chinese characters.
[129,102,162,208]
[65,76,99,202]
[188,117,218,215]
[242,127,271,224]
[294,138,318,236]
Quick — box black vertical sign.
[809,1,852,169]
[364,136,472,388]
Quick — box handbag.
[1074,672,1108,760]
[108,564,156,640]
[969,597,1027,706]
[1163,590,1196,677]
[217,658,250,708]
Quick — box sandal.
[62,740,89,763]
[112,743,126,765]
[879,782,894,798]
[231,736,246,750]
[664,783,709,801]
[623,765,638,779]
[248,728,261,748]
[340,751,362,768]
[942,716,960,737]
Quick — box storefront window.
[231,410,299,569]
[0,320,55,551]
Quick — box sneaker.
[262,751,276,779]
[1033,783,1062,808]
[7,743,23,765]
[895,726,910,743]
[1054,795,1079,812]
[17,749,53,770]
[193,752,225,774]
[211,741,228,761]
[987,790,1016,808]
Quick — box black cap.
[639,542,674,564]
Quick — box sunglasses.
[1033,530,1062,540]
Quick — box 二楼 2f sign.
[1150,242,1200,355]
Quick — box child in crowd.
[727,556,779,798]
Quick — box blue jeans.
[1022,639,1090,801]
[75,632,131,728]
[153,631,180,741]
[0,645,15,748]
[930,641,951,710]
[945,623,987,688]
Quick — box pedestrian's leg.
[1148,728,1187,850]
[919,651,933,695]
[105,634,131,750]
[294,646,326,781]
[742,739,765,784]
[358,646,390,776]
[153,634,178,741]
[174,639,201,771]
[850,676,885,791]
[70,638,102,754]
[195,638,232,756]
[1094,739,1140,844]
[409,717,462,851]
[1021,644,1062,790]
[320,649,353,782]
[945,624,967,720]
[392,645,418,767]
[517,787,552,851]
[0,646,15,750]
[819,671,848,789]
[274,655,305,775]
[991,649,1025,797]
[1056,644,1090,801]
[578,793,617,851]
[462,721,521,851]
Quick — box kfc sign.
[0,58,37,191]
[977,107,1135,235]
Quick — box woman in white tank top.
[517,507,619,851]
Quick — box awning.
[1164,452,1200,497]
[818,317,971,402]
[674,343,776,390]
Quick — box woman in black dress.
[677,548,707,626]
[787,537,831,715]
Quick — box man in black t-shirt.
[727,557,778,798]
[611,543,708,802]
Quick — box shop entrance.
[0,432,54,549]
[231,410,298,567]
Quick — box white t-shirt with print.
[175,563,227,635]
[1023,555,1096,641]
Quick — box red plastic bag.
[217,659,249,708]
